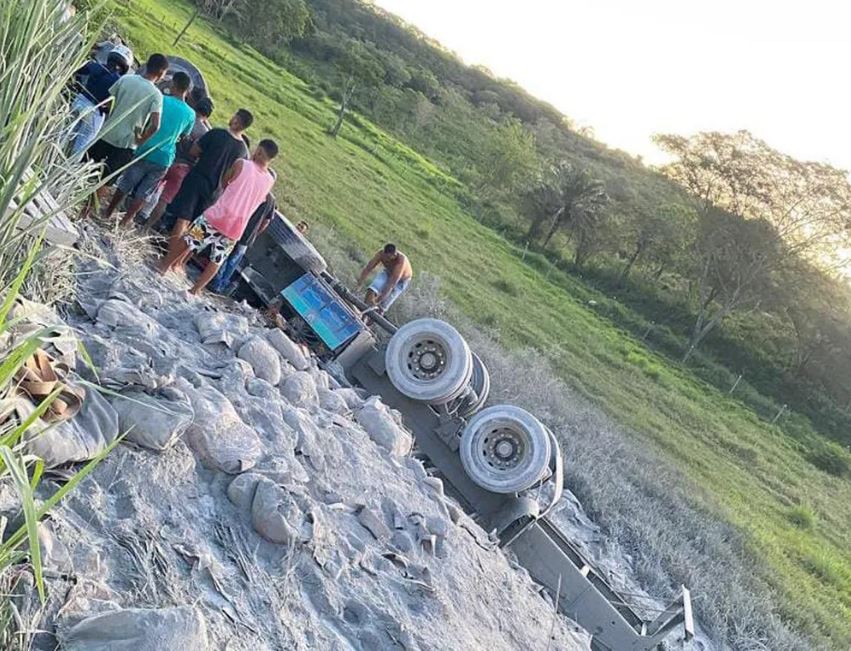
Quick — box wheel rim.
[406,337,448,380]
[482,426,526,470]
[460,405,551,494]
[385,319,472,404]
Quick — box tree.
[523,161,609,251]
[476,119,539,199]
[618,202,696,285]
[654,131,851,361]
[327,40,383,138]
[195,0,242,21]
[239,0,311,46]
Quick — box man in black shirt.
[209,193,276,294]
[164,108,253,262]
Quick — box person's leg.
[166,218,191,259]
[377,278,410,313]
[103,188,127,220]
[146,200,168,231]
[156,236,190,274]
[120,162,166,227]
[79,139,111,218]
[210,243,247,293]
[190,232,235,295]
[365,269,389,307]
[189,260,221,295]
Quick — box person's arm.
[136,111,160,146]
[377,262,404,302]
[221,159,243,191]
[357,252,381,287]
[189,128,214,160]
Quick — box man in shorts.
[356,243,413,313]
[145,95,214,231]
[102,72,196,227]
[156,139,278,295]
[84,53,168,195]
[163,109,253,261]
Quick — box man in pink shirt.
[156,139,278,295]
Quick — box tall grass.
[0,1,110,648]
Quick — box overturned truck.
[233,213,695,650]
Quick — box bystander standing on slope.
[69,44,132,156]
[163,109,252,260]
[102,71,196,227]
[84,53,168,195]
[157,139,278,295]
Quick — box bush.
[491,277,519,296]
[805,442,850,478]
[787,504,816,530]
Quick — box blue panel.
[282,273,363,350]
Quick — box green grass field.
[117,0,851,644]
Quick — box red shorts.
[159,163,192,205]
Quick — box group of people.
[72,47,413,310]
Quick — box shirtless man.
[356,243,413,313]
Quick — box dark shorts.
[183,215,236,265]
[168,172,215,222]
[116,158,168,201]
[85,139,134,184]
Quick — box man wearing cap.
[69,44,133,156]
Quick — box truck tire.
[385,318,472,405]
[460,405,551,494]
[450,353,490,419]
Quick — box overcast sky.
[375,0,851,170]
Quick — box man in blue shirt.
[104,72,196,227]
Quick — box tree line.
[188,0,851,448]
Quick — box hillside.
[114,1,851,648]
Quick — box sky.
[374,0,851,170]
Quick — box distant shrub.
[787,504,816,530]
[491,277,519,296]
[801,552,845,588]
[805,443,850,478]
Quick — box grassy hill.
[115,0,851,646]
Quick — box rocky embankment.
[5,229,589,651]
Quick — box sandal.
[14,348,85,423]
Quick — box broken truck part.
[234,211,696,650]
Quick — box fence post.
[729,373,743,395]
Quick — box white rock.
[266,329,309,371]
[112,389,193,451]
[61,606,209,651]
[335,388,364,410]
[251,477,301,545]
[194,311,249,348]
[184,384,263,474]
[227,473,264,511]
[317,387,348,414]
[280,372,319,411]
[355,397,412,457]
[238,337,282,386]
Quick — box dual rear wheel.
[385,319,552,494]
